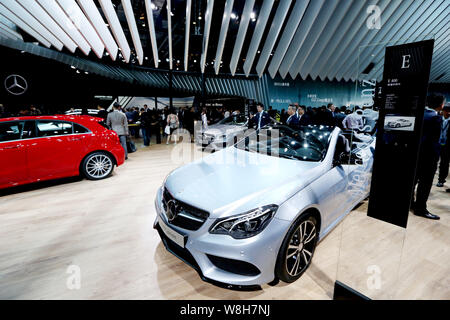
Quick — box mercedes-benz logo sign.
[166,200,179,222]
[4,74,28,95]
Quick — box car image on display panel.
[0,115,125,189]
[154,124,376,287]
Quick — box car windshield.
[235,124,334,162]
[218,115,247,125]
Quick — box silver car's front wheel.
[81,152,114,180]
[275,213,319,283]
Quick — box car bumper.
[112,145,125,166]
[153,187,290,286]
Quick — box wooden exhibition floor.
[0,140,448,299]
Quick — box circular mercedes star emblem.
[166,200,178,222]
[4,74,28,95]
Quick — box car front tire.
[81,151,115,180]
[275,212,319,283]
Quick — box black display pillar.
[169,70,173,109]
[367,39,435,228]
[201,72,206,110]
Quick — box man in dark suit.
[297,105,310,126]
[252,103,271,130]
[285,105,300,129]
[413,95,446,220]
[437,105,450,187]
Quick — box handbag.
[164,125,171,135]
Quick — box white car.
[387,118,413,128]
[155,124,375,288]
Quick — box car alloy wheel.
[275,213,318,283]
[82,152,114,180]
[285,220,316,277]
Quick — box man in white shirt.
[342,109,364,130]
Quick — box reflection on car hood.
[165,147,324,219]
[203,124,246,136]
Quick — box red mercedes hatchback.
[0,115,125,189]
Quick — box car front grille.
[162,188,209,231]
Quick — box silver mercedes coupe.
[154,124,375,287]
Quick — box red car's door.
[0,121,28,188]
[27,120,88,181]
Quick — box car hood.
[203,124,246,136]
[164,147,325,219]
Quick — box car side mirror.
[334,152,363,166]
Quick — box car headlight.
[209,205,278,239]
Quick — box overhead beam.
[200,0,215,73]
[255,0,291,78]
[77,0,118,60]
[36,0,90,55]
[183,0,191,71]
[167,0,173,69]
[278,0,325,79]
[229,0,255,75]
[98,0,130,63]
[56,0,104,58]
[214,0,234,74]
[16,0,76,52]
[144,0,159,68]
[0,7,51,47]
[121,0,144,65]
[267,0,309,78]
[0,20,22,40]
[243,0,274,76]
[1,0,63,50]
[289,0,339,80]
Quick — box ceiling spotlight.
[142,23,146,27]
[250,12,256,19]
[85,71,89,74]
[76,70,80,74]
[150,3,157,10]
[145,56,148,60]
[158,59,161,62]
[230,13,237,19]
[71,65,76,69]
[198,16,202,20]
[251,18,256,22]
[166,58,170,62]
[170,11,174,16]
[193,21,196,25]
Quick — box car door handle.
[2,144,22,150]
[70,137,82,141]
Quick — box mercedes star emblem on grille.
[166,199,178,222]
[4,74,28,95]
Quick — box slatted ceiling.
[0,7,51,47]
[77,0,118,60]
[347,0,417,82]
[121,0,143,65]
[299,0,352,80]
[200,0,214,74]
[278,0,325,79]
[214,0,234,75]
[362,0,441,81]
[2,0,63,50]
[255,0,291,78]
[328,0,394,81]
[335,0,404,81]
[0,20,22,40]
[16,0,76,52]
[36,0,90,55]
[366,0,446,81]
[229,0,255,76]
[0,0,448,83]
[267,0,309,79]
[289,0,339,80]
[56,0,105,57]
[98,0,131,63]
[319,0,383,81]
[242,0,274,77]
[0,27,18,40]
[167,0,173,69]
